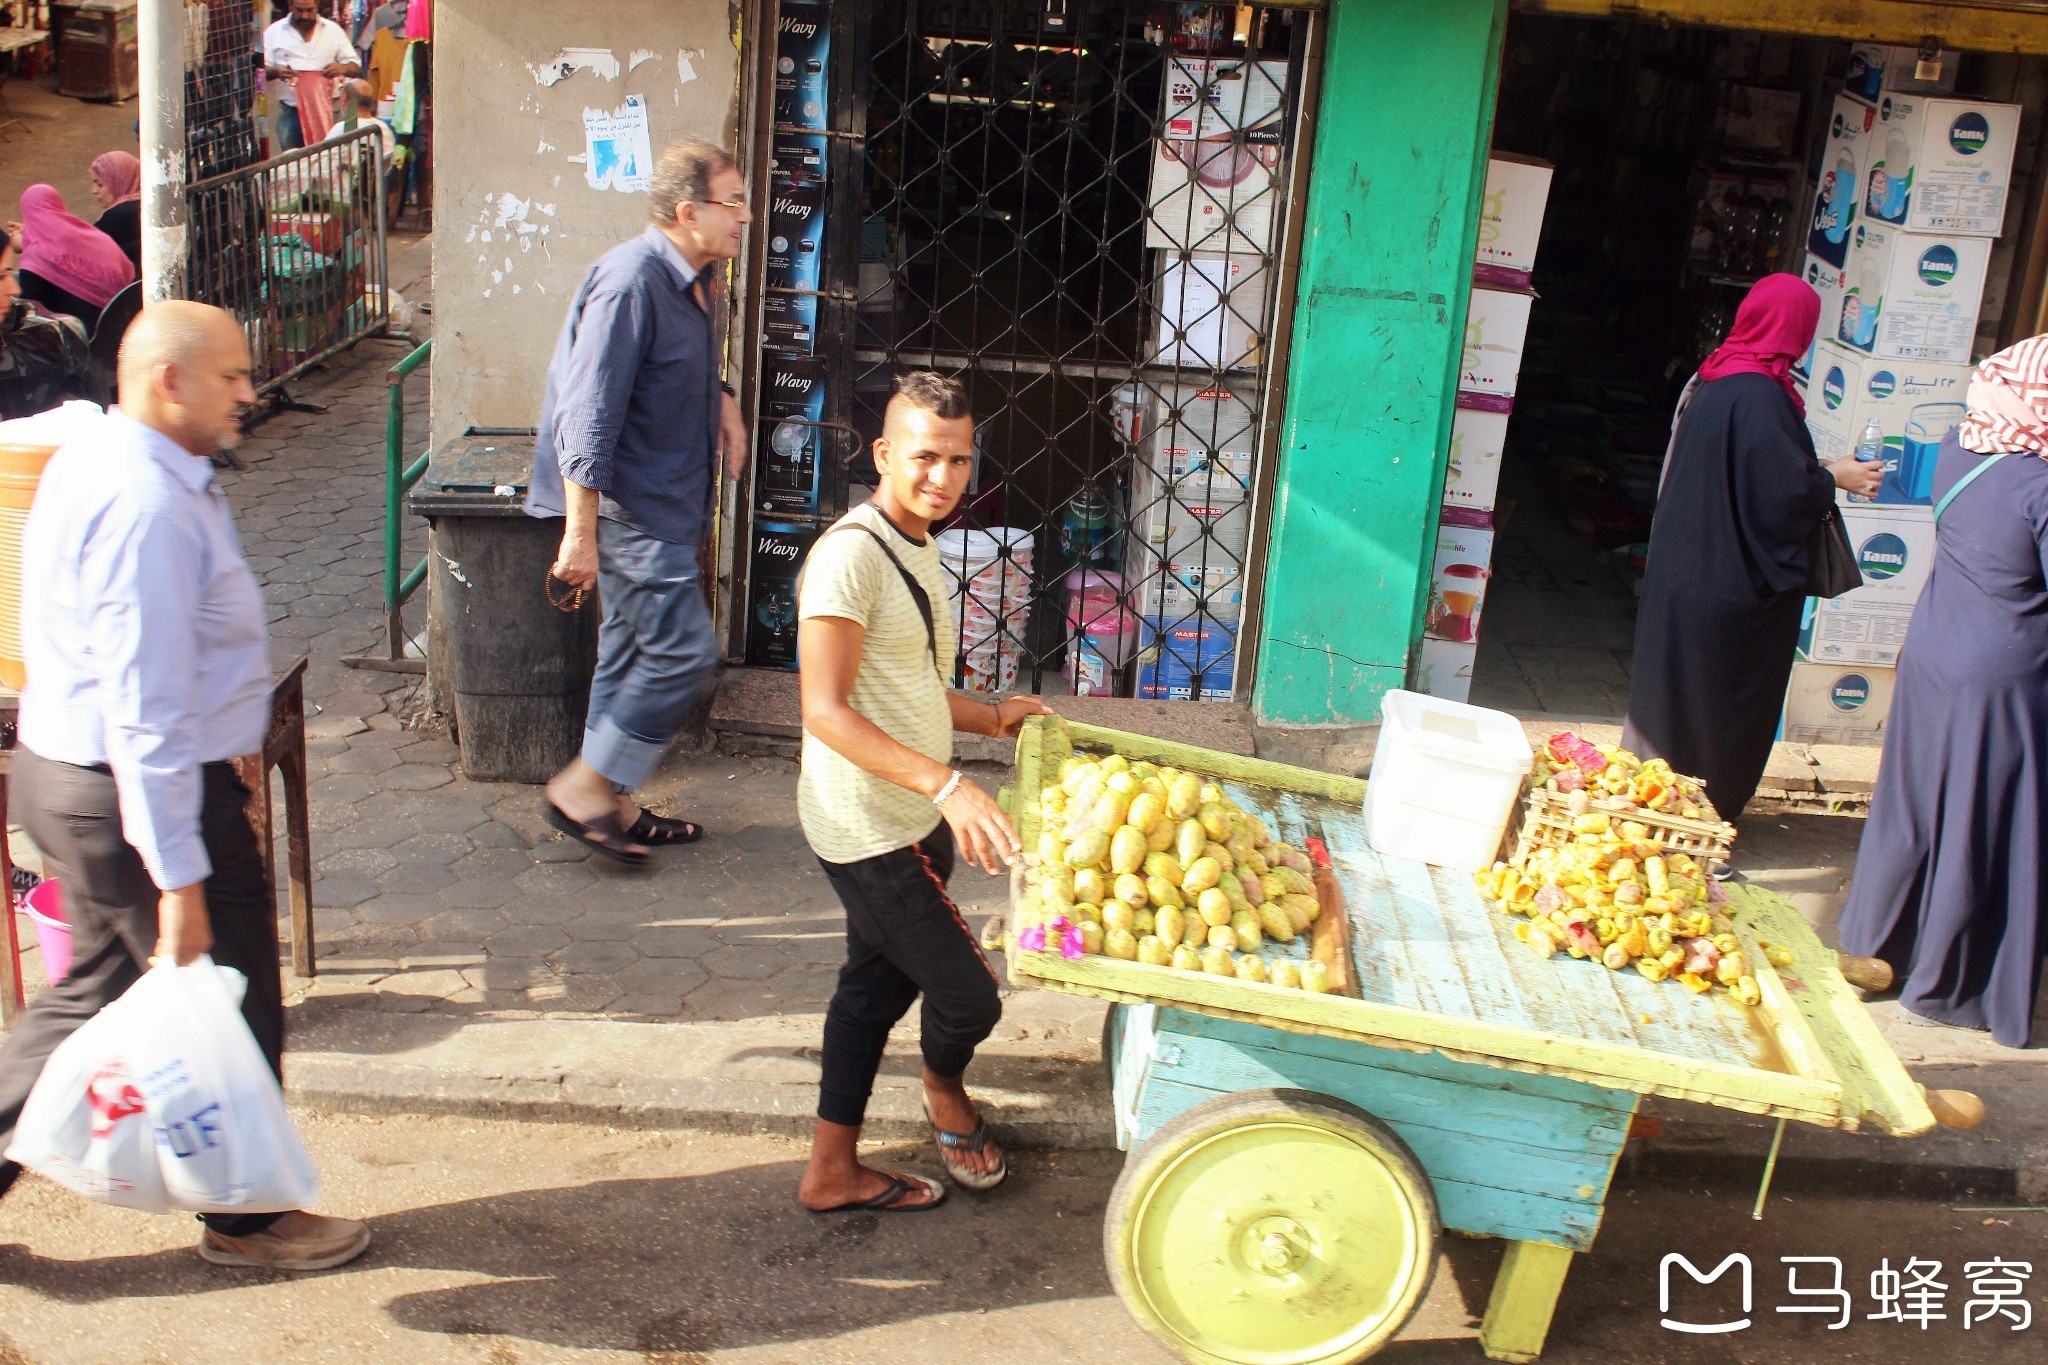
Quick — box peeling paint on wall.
[628,48,660,72]
[677,49,699,84]
[528,47,621,87]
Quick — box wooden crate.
[1006,716,1934,1136]
[1510,785,1736,870]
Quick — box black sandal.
[543,802,651,866]
[806,1171,947,1214]
[625,809,704,845]
[923,1099,1008,1191]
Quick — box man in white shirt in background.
[0,301,371,1271]
[264,0,360,150]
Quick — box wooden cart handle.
[1923,1087,1987,1130]
[1835,953,1894,992]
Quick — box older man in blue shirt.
[0,302,370,1270]
[526,138,751,862]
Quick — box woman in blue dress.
[1838,337,2048,1047]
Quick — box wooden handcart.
[998,718,1967,1365]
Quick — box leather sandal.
[543,802,650,866]
[625,809,704,845]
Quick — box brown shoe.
[198,1210,371,1271]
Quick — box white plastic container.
[1366,690,1532,871]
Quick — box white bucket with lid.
[1365,689,1532,870]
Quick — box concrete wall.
[430,0,742,447]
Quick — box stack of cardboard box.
[1788,47,2019,744]
[1415,155,1552,703]
[1126,56,1289,702]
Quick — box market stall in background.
[1432,16,2048,741]
[737,1,1316,707]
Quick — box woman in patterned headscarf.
[1839,336,2048,1048]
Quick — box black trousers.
[816,822,1003,1128]
[0,750,285,1235]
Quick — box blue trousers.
[582,519,720,790]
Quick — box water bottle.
[1854,418,1884,464]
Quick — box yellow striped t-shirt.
[796,502,958,863]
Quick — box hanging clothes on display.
[389,42,418,137]
[368,28,409,102]
[402,0,431,42]
[294,71,337,143]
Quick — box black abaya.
[1837,434,2048,1047]
[1622,372,1837,820]
[95,200,142,272]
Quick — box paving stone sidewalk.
[229,334,1023,1028]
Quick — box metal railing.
[345,339,431,674]
[183,126,390,396]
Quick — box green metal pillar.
[1252,0,1507,725]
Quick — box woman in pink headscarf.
[88,150,144,270]
[1622,275,1884,836]
[12,184,136,332]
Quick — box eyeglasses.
[695,196,750,212]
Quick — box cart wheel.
[1100,1003,1123,1087]
[1104,1088,1439,1365]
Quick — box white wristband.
[933,770,964,808]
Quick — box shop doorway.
[737,1,1320,706]
[1465,13,2048,719]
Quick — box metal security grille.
[847,0,1311,701]
[187,0,263,178]
[184,126,390,394]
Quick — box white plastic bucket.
[1365,689,1532,870]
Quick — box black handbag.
[1805,505,1862,599]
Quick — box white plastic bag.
[4,958,321,1215]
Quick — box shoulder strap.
[1933,451,2009,523]
[815,514,942,677]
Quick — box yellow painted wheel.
[1104,1088,1439,1365]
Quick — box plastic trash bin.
[411,432,599,784]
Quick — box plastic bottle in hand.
[1850,417,1887,503]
